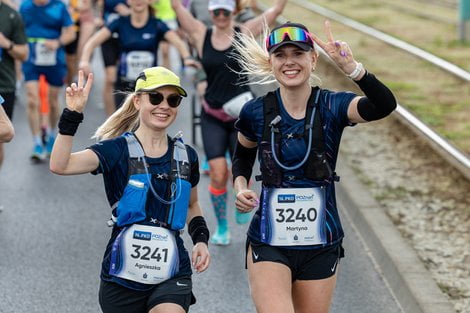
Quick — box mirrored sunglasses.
[145,92,182,108]
[266,26,314,51]
[213,8,231,17]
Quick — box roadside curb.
[336,157,455,313]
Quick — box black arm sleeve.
[355,71,397,121]
[232,140,258,183]
[188,216,209,245]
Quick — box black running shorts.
[247,239,345,281]
[200,109,237,161]
[99,276,195,313]
[1,92,15,120]
[64,29,79,55]
[100,36,120,67]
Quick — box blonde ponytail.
[93,93,140,140]
[232,25,275,85]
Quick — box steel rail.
[290,0,470,82]
[410,0,457,9]
[381,0,456,25]
[259,3,470,180]
[394,105,470,179]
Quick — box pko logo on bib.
[133,231,152,241]
[278,194,295,203]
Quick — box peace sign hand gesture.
[65,70,94,113]
[310,20,359,76]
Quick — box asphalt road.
[0,55,403,313]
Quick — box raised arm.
[50,71,100,175]
[311,21,396,124]
[242,0,287,37]
[79,27,112,74]
[165,31,191,58]
[171,0,206,51]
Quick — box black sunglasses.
[213,8,231,17]
[145,92,183,108]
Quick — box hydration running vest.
[256,87,337,187]
[108,132,191,230]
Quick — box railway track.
[258,0,470,180]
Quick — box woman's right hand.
[235,189,259,213]
[311,20,358,75]
[65,70,94,113]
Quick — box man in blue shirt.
[20,0,75,161]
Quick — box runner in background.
[188,0,256,177]
[171,0,287,245]
[1,0,25,90]
[152,0,179,70]
[0,0,28,169]
[63,0,81,85]
[20,0,76,161]
[79,0,197,109]
[98,0,131,115]
[77,0,97,61]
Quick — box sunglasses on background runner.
[266,26,314,51]
[212,8,231,17]
[145,92,183,108]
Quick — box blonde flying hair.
[231,22,321,86]
[93,93,140,140]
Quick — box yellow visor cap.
[135,66,187,97]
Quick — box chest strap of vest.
[107,132,190,227]
[258,87,334,184]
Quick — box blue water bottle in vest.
[167,136,191,230]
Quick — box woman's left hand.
[310,20,358,76]
[191,242,210,273]
[183,57,201,69]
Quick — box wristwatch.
[7,41,14,51]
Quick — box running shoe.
[210,225,230,245]
[31,144,45,161]
[45,135,55,156]
[235,210,251,225]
